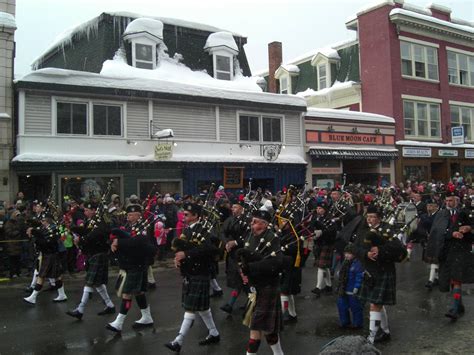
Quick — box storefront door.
[431,162,445,182]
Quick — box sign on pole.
[452,126,464,145]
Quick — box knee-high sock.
[280,294,289,313]
[119,298,132,315]
[288,295,297,317]
[247,338,261,355]
[198,308,219,336]
[324,268,332,287]
[95,284,114,308]
[77,286,93,313]
[429,264,438,282]
[174,312,195,345]
[135,293,147,309]
[453,286,462,311]
[316,268,325,289]
[380,306,390,333]
[269,338,284,355]
[147,266,155,284]
[30,269,39,288]
[210,278,222,291]
[368,311,382,343]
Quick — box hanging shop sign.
[451,126,464,145]
[154,143,173,160]
[402,147,432,157]
[223,166,244,188]
[438,149,458,157]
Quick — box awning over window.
[308,148,398,160]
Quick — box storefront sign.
[438,149,458,157]
[466,149,474,159]
[320,132,383,145]
[402,147,432,157]
[312,167,342,174]
[452,126,464,145]
[154,143,173,160]
[223,166,244,188]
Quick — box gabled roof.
[274,64,300,79]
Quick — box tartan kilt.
[38,253,63,279]
[314,245,334,269]
[251,284,282,333]
[225,256,243,290]
[182,276,210,312]
[280,266,302,295]
[358,270,396,305]
[85,253,109,286]
[115,269,148,296]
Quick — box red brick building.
[259,1,474,184]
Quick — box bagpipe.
[88,179,114,231]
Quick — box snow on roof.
[402,2,432,16]
[12,153,307,165]
[346,0,397,24]
[0,12,16,29]
[123,17,164,40]
[305,107,395,124]
[427,3,452,14]
[296,81,359,98]
[390,8,474,34]
[17,63,306,108]
[396,140,474,148]
[308,145,398,152]
[312,48,341,61]
[204,31,239,53]
[31,11,243,70]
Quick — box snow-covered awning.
[16,68,307,111]
[305,107,395,124]
[204,31,239,54]
[123,18,164,41]
[308,146,398,160]
[12,153,307,165]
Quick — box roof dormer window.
[123,18,164,70]
[311,48,340,91]
[274,65,299,95]
[204,32,239,81]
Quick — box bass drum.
[395,202,418,235]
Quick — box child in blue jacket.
[337,243,364,328]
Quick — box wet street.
[1,247,474,355]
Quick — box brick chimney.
[427,3,451,21]
[268,41,282,93]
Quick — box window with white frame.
[403,100,440,138]
[451,105,474,141]
[57,102,88,135]
[214,54,232,80]
[318,63,327,90]
[239,114,282,142]
[447,51,474,87]
[134,42,155,69]
[93,104,122,136]
[280,76,289,94]
[400,41,438,81]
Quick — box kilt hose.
[115,269,148,297]
[280,265,302,295]
[314,245,334,269]
[182,276,210,312]
[38,253,63,279]
[250,284,282,333]
[358,270,396,306]
[84,252,109,287]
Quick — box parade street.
[0,247,473,355]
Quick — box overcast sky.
[14,0,473,77]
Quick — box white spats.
[77,286,93,313]
[270,338,284,355]
[53,286,68,302]
[96,284,114,308]
[198,309,219,337]
[23,290,39,305]
[134,305,154,326]
[380,307,390,333]
[108,313,127,332]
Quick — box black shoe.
[374,330,391,343]
[459,304,465,315]
[311,287,321,297]
[66,310,83,320]
[445,308,459,321]
[97,306,116,316]
[425,281,433,290]
[210,290,223,298]
[432,279,439,286]
[283,312,298,324]
[24,286,34,294]
[323,286,333,294]
[132,321,154,329]
[164,341,181,353]
[105,324,121,333]
[198,334,220,345]
[147,282,156,290]
[220,303,233,314]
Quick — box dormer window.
[123,18,164,70]
[204,32,239,81]
[274,65,299,95]
[311,48,340,91]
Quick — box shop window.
[312,158,340,167]
[403,165,428,182]
[57,102,87,135]
[138,180,182,199]
[400,41,438,81]
[60,176,121,203]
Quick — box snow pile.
[402,2,432,16]
[0,12,16,29]
[123,18,163,40]
[204,31,238,53]
[313,47,341,61]
[281,64,300,74]
[100,53,260,92]
[296,81,359,98]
